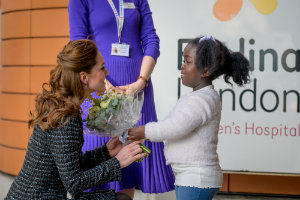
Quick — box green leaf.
[112,98,118,106]
[100,112,105,118]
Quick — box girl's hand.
[128,126,146,141]
[106,136,123,157]
[117,79,145,95]
[115,141,146,168]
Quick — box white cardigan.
[145,85,223,187]
[146,85,221,166]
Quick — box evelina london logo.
[213,0,278,21]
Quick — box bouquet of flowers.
[83,89,150,162]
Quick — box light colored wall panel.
[1,0,31,13]
[0,120,29,149]
[1,11,30,39]
[0,68,2,92]
[31,38,69,65]
[0,93,30,121]
[0,146,25,175]
[0,67,30,93]
[29,95,36,115]
[1,39,30,65]
[31,0,69,9]
[30,67,53,94]
[229,174,300,195]
[219,173,229,192]
[31,9,69,37]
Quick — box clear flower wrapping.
[83,89,144,138]
[83,89,151,162]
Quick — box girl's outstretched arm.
[137,91,220,142]
[128,126,145,141]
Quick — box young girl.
[5,40,145,200]
[128,35,250,200]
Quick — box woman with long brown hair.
[5,39,145,200]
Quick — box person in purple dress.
[68,0,175,198]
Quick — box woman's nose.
[104,68,109,76]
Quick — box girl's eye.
[183,60,192,64]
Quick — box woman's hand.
[105,79,124,94]
[112,86,125,94]
[128,126,146,141]
[115,141,146,168]
[117,79,145,95]
[106,136,123,157]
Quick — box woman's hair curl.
[29,39,98,130]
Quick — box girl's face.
[181,44,203,89]
[86,52,108,93]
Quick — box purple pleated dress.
[68,0,175,193]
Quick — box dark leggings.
[115,193,133,200]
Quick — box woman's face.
[86,52,108,93]
[181,44,203,88]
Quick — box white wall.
[149,0,300,174]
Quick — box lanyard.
[107,0,124,43]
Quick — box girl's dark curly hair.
[188,36,250,86]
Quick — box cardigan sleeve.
[48,117,121,198]
[138,0,160,62]
[145,92,218,141]
[68,0,90,40]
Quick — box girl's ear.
[201,67,210,77]
[79,72,88,85]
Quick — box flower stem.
[136,143,151,163]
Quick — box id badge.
[111,43,130,57]
[124,3,136,9]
